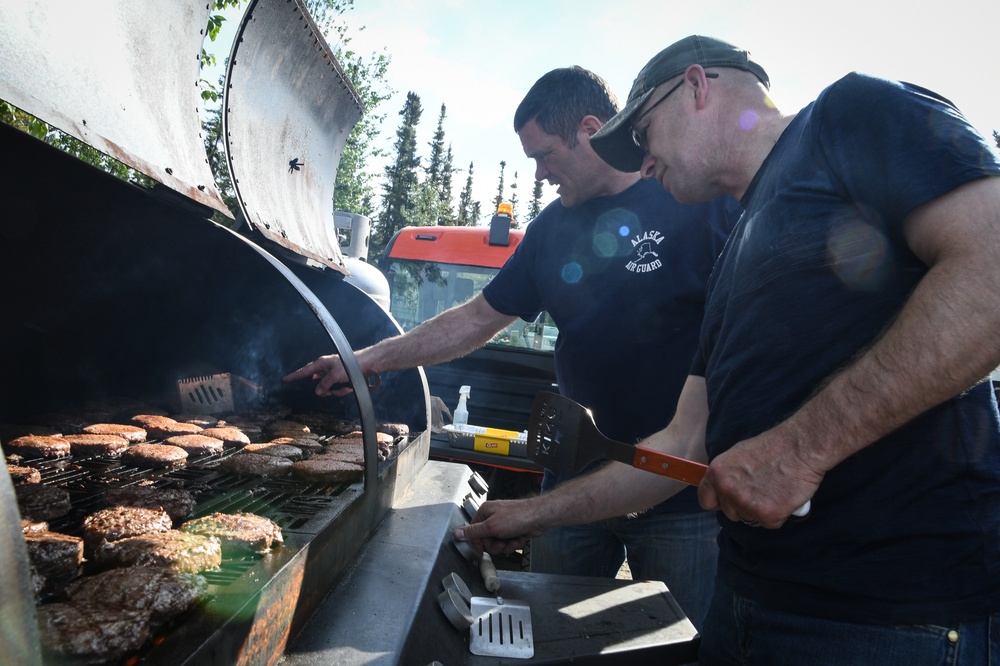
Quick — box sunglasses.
[630,72,718,152]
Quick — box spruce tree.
[458,161,476,226]
[509,171,520,227]
[492,160,506,213]
[528,180,544,221]
[372,91,423,255]
[440,144,456,224]
[426,103,447,187]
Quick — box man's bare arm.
[700,176,1000,526]
[456,375,709,554]
[284,293,518,395]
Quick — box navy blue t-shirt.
[692,73,1000,623]
[485,178,739,512]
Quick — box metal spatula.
[468,596,534,659]
[526,390,705,483]
[526,391,811,516]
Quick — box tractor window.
[384,258,558,351]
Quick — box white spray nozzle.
[454,385,471,426]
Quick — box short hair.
[513,66,620,148]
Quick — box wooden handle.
[479,552,500,593]
[631,447,813,518]
[631,446,707,485]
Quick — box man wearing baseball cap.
[458,35,1000,663]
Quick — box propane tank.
[454,385,471,426]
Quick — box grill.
[0,1,699,664]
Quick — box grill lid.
[223,0,364,275]
[0,0,231,217]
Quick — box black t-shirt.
[693,72,1000,623]
[485,178,739,512]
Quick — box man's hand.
[698,428,822,528]
[282,354,353,397]
[453,499,546,557]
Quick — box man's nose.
[533,161,548,182]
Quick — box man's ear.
[579,114,604,137]
[685,65,711,109]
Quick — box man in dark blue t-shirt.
[458,36,1000,664]
[287,65,740,630]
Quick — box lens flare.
[561,262,583,284]
[826,216,889,290]
[739,110,759,131]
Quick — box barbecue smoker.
[0,1,698,664]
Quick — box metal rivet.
[947,630,959,643]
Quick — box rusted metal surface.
[0,0,231,217]
[224,0,364,274]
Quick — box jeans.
[701,577,1000,665]
[530,510,719,630]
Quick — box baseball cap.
[591,35,769,172]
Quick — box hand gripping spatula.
[526,391,810,516]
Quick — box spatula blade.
[526,390,633,473]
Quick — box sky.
[219,0,1000,224]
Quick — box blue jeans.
[701,577,1000,665]
[530,510,719,630]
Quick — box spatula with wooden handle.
[526,391,810,517]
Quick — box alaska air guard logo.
[626,230,664,273]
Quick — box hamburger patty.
[242,441,305,460]
[180,511,283,554]
[145,421,203,440]
[24,529,84,578]
[163,434,224,456]
[198,426,250,446]
[7,463,41,484]
[37,601,152,665]
[377,422,409,438]
[82,423,147,443]
[62,433,131,457]
[5,435,71,459]
[104,486,197,522]
[266,436,323,452]
[93,530,222,574]
[171,413,219,427]
[290,458,363,484]
[66,566,207,624]
[218,451,292,477]
[131,414,176,428]
[16,483,72,521]
[290,412,359,435]
[265,420,315,439]
[82,506,173,552]
[318,442,364,465]
[121,443,188,468]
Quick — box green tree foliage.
[528,179,544,221]
[492,160,506,213]
[333,50,393,217]
[509,171,520,227]
[440,144,456,224]
[201,94,242,228]
[372,91,423,255]
[427,104,447,187]
[418,103,456,225]
[198,0,393,222]
[0,100,154,188]
[457,161,477,226]
[310,0,396,218]
[199,1,246,103]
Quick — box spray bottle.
[454,385,471,426]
